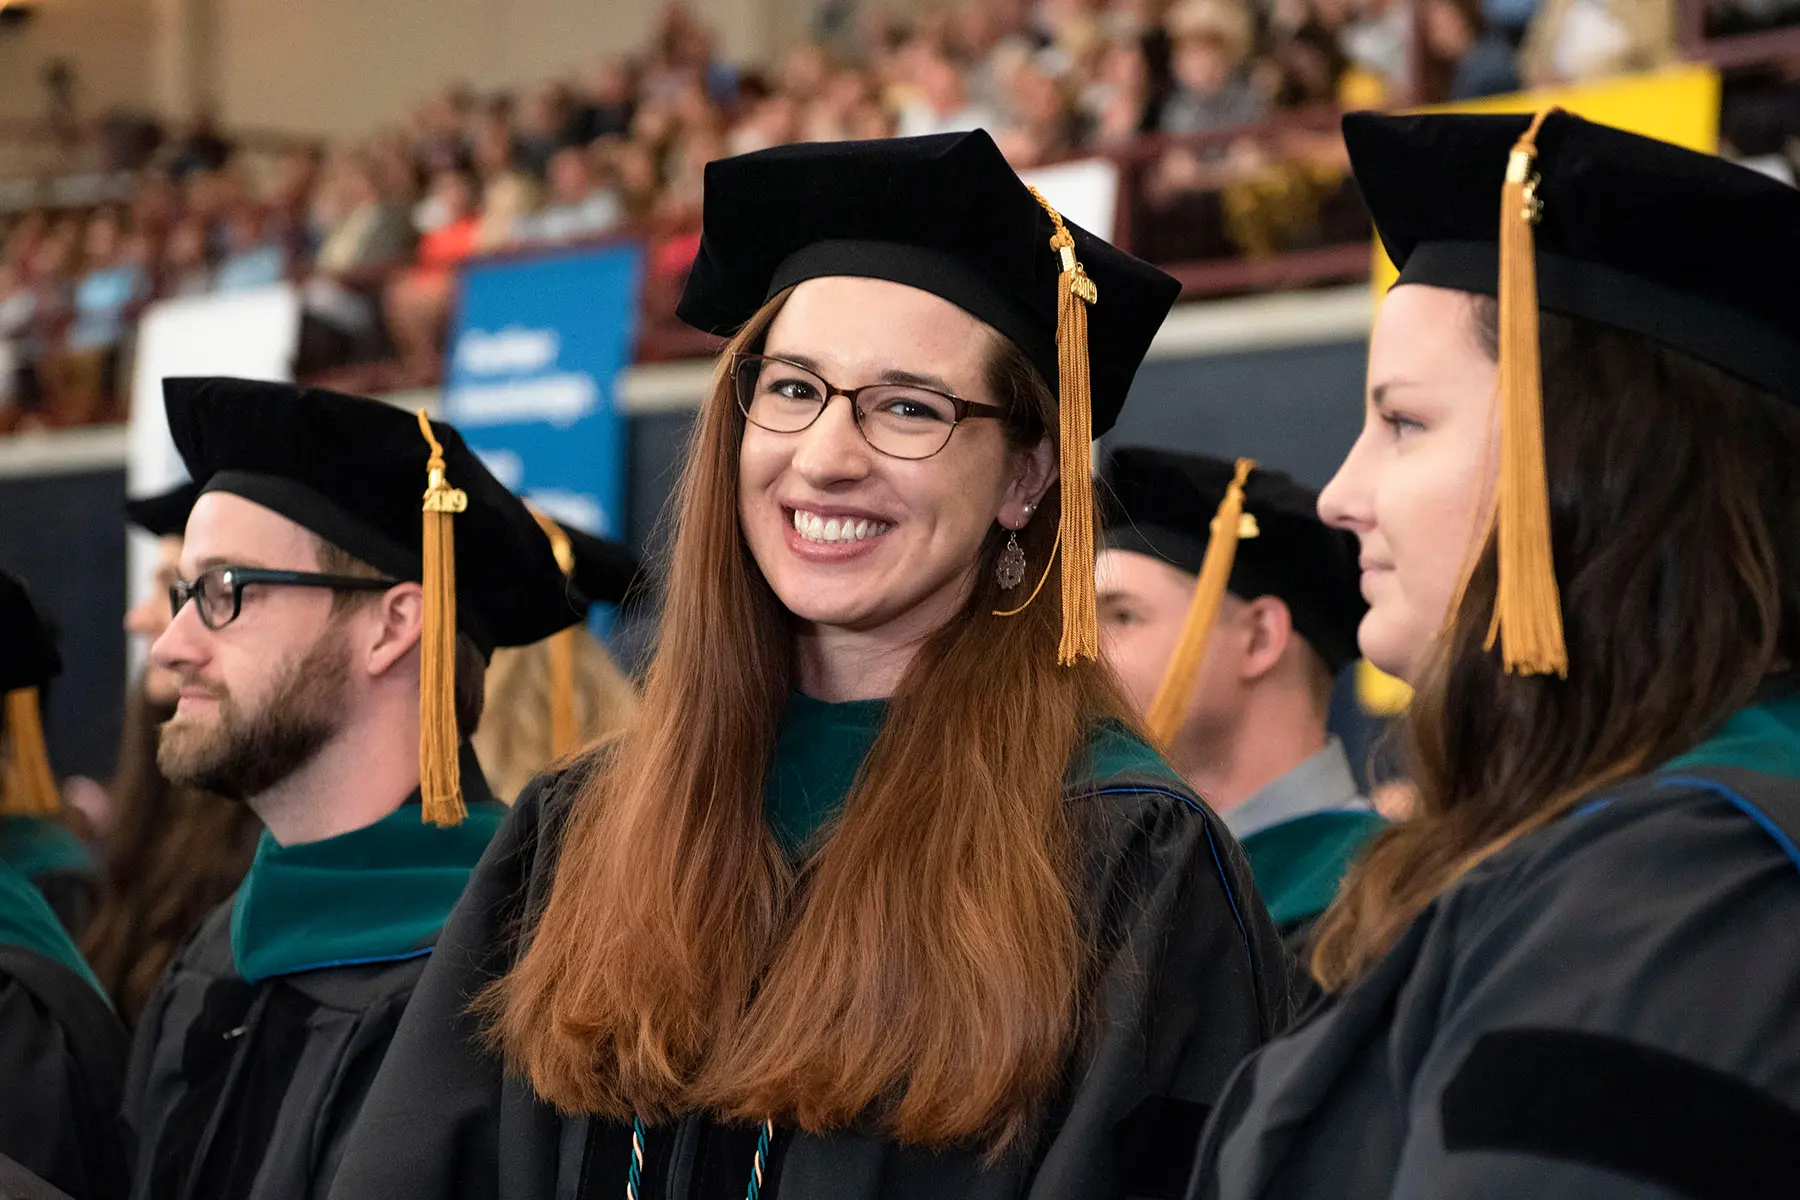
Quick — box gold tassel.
[529,507,582,758]
[1026,187,1100,665]
[1485,108,1567,678]
[1143,459,1258,749]
[416,410,469,827]
[2,688,59,817]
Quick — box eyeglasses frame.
[733,352,1010,461]
[169,565,403,631]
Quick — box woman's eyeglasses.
[734,354,1009,461]
[169,566,400,631]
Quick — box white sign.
[1019,158,1122,244]
[124,285,300,669]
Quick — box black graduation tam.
[0,570,60,695]
[678,129,1179,436]
[124,480,201,539]
[0,569,62,817]
[563,526,641,611]
[164,376,584,826]
[1346,109,1800,402]
[1103,448,1365,674]
[163,378,580,652]
[678,129,1182,665]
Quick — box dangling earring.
[997,529,1027,589]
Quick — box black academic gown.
[1189,766,1800,1200]
[329,747,1299,1200]
[123,759,503,1200]
[0,942,131,1198]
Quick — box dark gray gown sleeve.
[1385,791,1800,1199]
[326,774,560,1200]
[0,950,130,1200]
[1033,786,1296,1200]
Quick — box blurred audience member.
[56,210,147,422]
[897,45,1001,136]
[1083,36,1160,146]
[213,206,288,293]
[476,170,543,250]
[994,58,1083,166]
[730,94,803,154]
[166,106,234,182]
[314,155,414,275]
[157,217,214,298]
[385,167,482,377]
[518,147,624,243]
[1423,0,1521,99]
[516,84,574,179]
[567,59,639,144]
[1518,0,1676,86]
[1161,0,1266,133]
[1263,17,1352,106]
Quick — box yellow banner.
[1371,64,1722,290]
[1356,65,1721,714]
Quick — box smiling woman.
[331,130,1296,1200]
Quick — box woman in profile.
[1190,111,1800,1198]
[333,130,1294,1200]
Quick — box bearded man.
[122,377,582,1200]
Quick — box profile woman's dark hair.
[1312,297,1800,991]
[81,680,259,1026]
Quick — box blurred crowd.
[0,0,1759,432]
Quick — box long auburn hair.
[484,292,1133,1153]
[1312,298,1800,992]
[82,679,259,1026]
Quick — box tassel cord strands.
[1018,185,1100,666]
[529,507,583,758]
[1485,107,1568,678]
[416,409,470,826]
[2,687,60,817]
[1143,459,1258,748]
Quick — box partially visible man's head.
[1098,548,1325,764]
[152,493,366,801]
[124,534,186,707]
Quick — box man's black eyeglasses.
[170,565,401,631]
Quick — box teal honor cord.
[626,1116,775,1200]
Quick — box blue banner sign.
[444,244,643,545]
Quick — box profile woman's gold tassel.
[1487,108,1567,677]
[530,508,582,759]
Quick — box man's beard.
[157,625,352,802]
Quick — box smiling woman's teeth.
[793,510,891,543]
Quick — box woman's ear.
[997,435,1059,529]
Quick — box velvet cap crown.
[1346,109,1800,401]
[163,377,582,653]
[676,129,1181,435]
[0,569,61,693]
